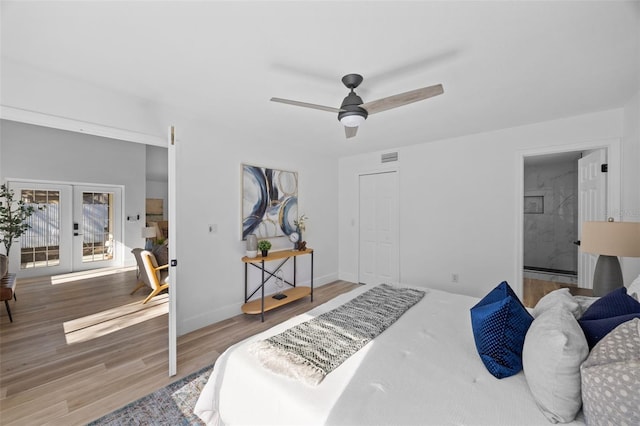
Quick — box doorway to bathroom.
[522,148,608,306]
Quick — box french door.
[8,181,122,277]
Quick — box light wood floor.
[522,277,592,308]
[0,269,360,425]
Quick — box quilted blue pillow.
[580,313,640,348]
[579,287,640,321]
[470,281,534,379]
[578,287,640,348]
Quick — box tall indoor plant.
[0,184,38,259]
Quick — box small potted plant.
[258,240,272,257]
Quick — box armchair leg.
[5,300,13,323]
[142,284,169,304]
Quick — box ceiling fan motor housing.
[338,91,368,124]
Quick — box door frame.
[6,179,125,277]
[515,138,621,298]
[1,109,176,376]
[167,126,177,377]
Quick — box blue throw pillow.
[580,287,640,321]
[578,287,640,348]
[470,281,534,379]
[580,313,640,348]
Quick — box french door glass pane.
[82,192,114,263]
[20,189,61,269]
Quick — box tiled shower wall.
[524,158,578,274]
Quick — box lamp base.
[592,255,623,297]
[145,239,153,250]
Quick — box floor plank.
[523,277,592,308]
[0,269,359,425]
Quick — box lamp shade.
[141,226,156,239]
[581,221,640,257]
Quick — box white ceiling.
[2,1,639,157]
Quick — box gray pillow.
[580,318,640,426]
[152,242,169,266]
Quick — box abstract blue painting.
[242,164,298,240]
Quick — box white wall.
[339,108,629,299]
[170,118,339,335]
[0,120,146,267]
[621,90,640,283]
[2,60,165,141]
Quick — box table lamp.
[142,226,156,250]
[580,219,640,296]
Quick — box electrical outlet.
[451,273,459,283]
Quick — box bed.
[194,282,599,425]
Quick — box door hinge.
[601,164,608,173]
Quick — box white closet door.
[358,171,399,285]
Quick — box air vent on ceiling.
[381,152,398,163]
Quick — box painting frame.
[524,195,544,214]
[241,164,298,240]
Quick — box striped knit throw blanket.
[252,284,426,386]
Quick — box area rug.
[88,364,214,425]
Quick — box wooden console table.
[242,248,314,322]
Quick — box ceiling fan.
[271,74,444,138]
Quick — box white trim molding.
[1,105,166,146]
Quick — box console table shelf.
[241,286,311,315]
[242,248,314,321]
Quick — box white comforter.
[195,284,585,425]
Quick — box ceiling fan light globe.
[340,115,365,128]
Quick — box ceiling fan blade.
[270,97,343,113]
[360,84,444,115]
[344,126,358,138]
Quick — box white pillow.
[522,305,589,423]
[573,295,599,318]
[532,288,581,319]
[628,274,640,301]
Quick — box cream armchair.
[130,248,169,304]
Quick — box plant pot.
[246,234,258,251]
[261,250,269,257]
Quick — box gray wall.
[146,145,168,220]
[0,119,146,267]
[523,158,578,273]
